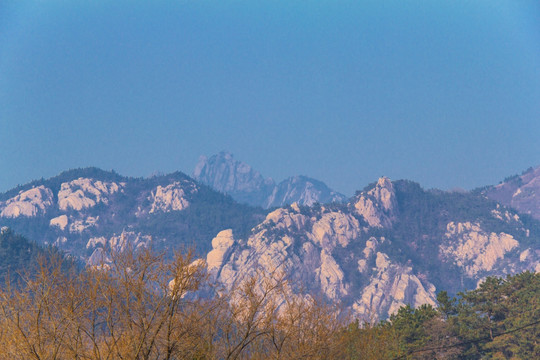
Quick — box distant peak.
[192,152,346,208]
[192,152,273,199]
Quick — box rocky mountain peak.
[193,151,274,194]
[371,177,396,212]
[193,152,275,207]
[354,177,397,228]
[193,152,346,208]
[2,165,540,324]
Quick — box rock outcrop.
[354,251,436,322]
[441,222,519,277]
[149,181,197,213]
[199,177,539,321]
[193,151,275,206]
[69,216,99,233]
[354,177,397,227]
[265,175,347,208]
[58,178,123,211]
[86,230,152,255]
[50,215,68,230]
[2,166,540,322]
[0,186,54,218]
[204,199,436,321]
[206,229,235,275]
[0,167,265,261]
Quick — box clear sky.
[1,0,539,196]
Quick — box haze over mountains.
[193,151,347,208]
[0,154,539,320]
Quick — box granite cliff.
[199,177,540,321]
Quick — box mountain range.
[1,154,539,320]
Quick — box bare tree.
[0,247,350,360]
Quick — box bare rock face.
[69,216,99,234]
[354,251,436,322]
[4,167,540,322]
[441,222,519,277]
[0,186,54,218]
[0,167,267,264]
[207,229,235,274]
[484,165,540,220]
[311,211,361,250]
[85,230,152,256]
[354,177,397,227]
[86,236,107,249]
[58,178,123,211]
[203,202,436,321]
[149,181,197,213]
[50,215,68,230]
[200,176,540,321]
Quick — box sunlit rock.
[0,186,53,218]
[149,181,197,213]
[441,222,519,276]
[58,178,122,211]
[354,177,397,227]
[69,216,98,233]
[50,215,68,230]
[207,229,235,274]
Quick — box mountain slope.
[0,167,266,260]
[193,151,347,208]
[202,177,540,321]
[2,165,539,322]
[483,165,540,220]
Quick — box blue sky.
[1,0,539,196]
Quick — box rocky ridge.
[0,168,265,261]
[199,177,540,321]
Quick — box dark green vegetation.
[0,227,44,280]
[0,227,72,283]
[344,271,540,359]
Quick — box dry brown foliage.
[0,248,349,360]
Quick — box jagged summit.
[193,152,275,206]
[193,152,347,208]
[193,151,274,194]
[353,176,397,228]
